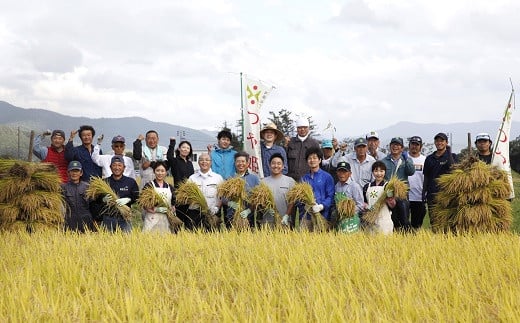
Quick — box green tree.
[268,108,294,137]
[220,121,242,151]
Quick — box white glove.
[156,206,168,214]
[282,214,290,226]
[210,206,219,215]
[116,197,131,206]
[228,201,239,210]
[97,134,104,145]
[102,195,112,203]
[265,209,275,217]
[188,203,200,210]
[312,204,324,213]
[239,208,251,219]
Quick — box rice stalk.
[217,177,247,202]
[337,198,356,220]
[287,182,328,232]
[85,177,132,220]
[175,180,209,214]
[249,182,281,229]
[138,186,183,230]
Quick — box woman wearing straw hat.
[260,123,288,177]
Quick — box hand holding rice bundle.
[175,180,221,229]
[86,177,132,220]
[137,186,183,229]
[286,182,329,232]
[217,177,249,230]
[363,176,408,225]
[249,182,282,228]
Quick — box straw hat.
[260,123,284,143]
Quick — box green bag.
[337,215,360,234]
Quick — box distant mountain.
[0,101,216,157]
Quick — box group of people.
[34,117,495,234]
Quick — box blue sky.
[0,0,518,141]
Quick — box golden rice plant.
[249,182,281,228]
[175,180,221,229]
[0,159,64,232]
[336,198,356,220]
[218,177,249,230]
[85,177,132,220]
[138,186,183,229]
[363,176,408,225]
[432,156,512,233]
[287,182,328,232]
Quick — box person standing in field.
[208,130,237,180]
[225,151,261,228]
[346,137,375,188]
[142,161,175,233]
[65,125,103,182]
[362,161,394,235]
[298,147,335,231]
[33,129,68,183]
[133,130,167,188]
[407,136,427,229]
[188,152,224,228]
[366,131,387,161]
[286,116,320,181]
[260,123,288,177]
[61,161,95,232]
[92,135,136,179]
[423,132,458,228]
[475,132,493,164]
[91,156,140,232]
[262,153,296,228]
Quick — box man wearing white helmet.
[286,116,320,181]
[475,132,492,164]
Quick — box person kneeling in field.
[298,147,335,231]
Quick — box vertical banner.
[242,74,274,178]
[491,89,515,199]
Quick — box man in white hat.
[92,135,136,179]
[286,116,320,181]
[366,131,387,161]
[474,132,492,164]
[260,122,288,177]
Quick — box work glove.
[227,201,239,210]
[116,197,131,206]
[239,208,251,219]
[265,209,275,217]
[42,129,52,137]
[188,203,200,210]
[97,134,104,145]
[209,206,220,215]
[156,206,168,214]
[102,195,113,203]
[281,214,290,226]
[312,204,324,213]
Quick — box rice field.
[1,230,519,321]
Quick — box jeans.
[102,216,132,233]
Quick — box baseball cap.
[295,117,309,128]
[112,135,125,144]
[434,132,448,141]
[321,139,333,149]
[409,136,423,145]
[354,137,368,147]
[475,133,491,142]
[67,160,82,171]
[390,137,404,146]
[51,130,65,139]
[110,155,125,165]
[336,161,351,171]
[366,131,379,140]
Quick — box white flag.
[242,74,275,178]
[491,89,515,199]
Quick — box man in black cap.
[474,132,493,164]
[407,136,426,229]
[423,132,458,229]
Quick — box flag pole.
[491,86,514,158]
[240,72,244,150]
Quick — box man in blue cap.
[61,161,95,232]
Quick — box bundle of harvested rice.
[249,182,281,228]
[0,159,64,232]
[336,198,357,220]
[175,180,221,229]
[431,156,512,233]
[85,177,132,220]
[137,186,183,229]
[217,177,249,230]
[363,176,408,225]
[286,182,328,232]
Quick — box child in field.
[362,161,394,234]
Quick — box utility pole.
[17,126,20,159]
